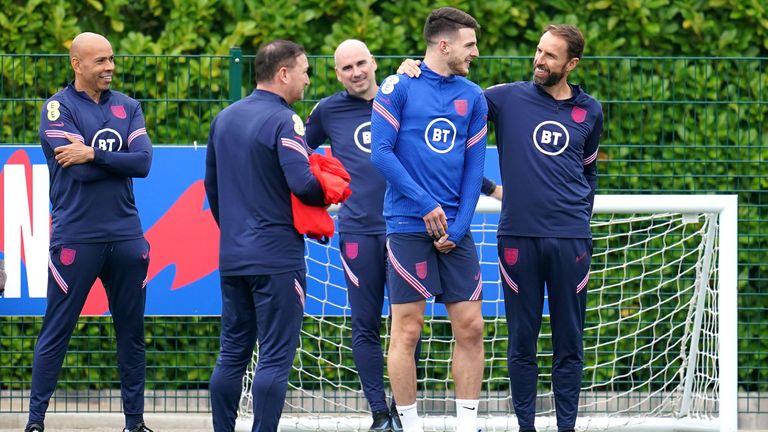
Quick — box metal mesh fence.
[1,53,765,417]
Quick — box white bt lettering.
[424,118,457,154]
[532,121,570,156]
[540,130,563,146]
[90,128,124,152]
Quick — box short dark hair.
[544,24,585,59]
[255,39,306,83]
[423,7,480,46]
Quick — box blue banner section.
[0,145,529,317]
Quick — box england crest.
[454,99,468,116]
[504,248,518,266]
[111,105,127,119]
[571,106,587,123]
[60,248,76,266]
[345,242,359,260]
[415,261,428,279]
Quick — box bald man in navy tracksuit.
[28,32,153,432]
[205,40,325,432]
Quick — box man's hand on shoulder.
[397,59,422,77]
[54,133,95,167]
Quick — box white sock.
[396,402,423,432]
[455,399,479,432]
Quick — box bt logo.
[354,121,372,153]
[424,118,457,154]
[91,128,123,152]
[533,121,570,156]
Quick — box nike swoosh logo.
[142,251,149,259]
[474,271,481,281]
[463,406,476,410]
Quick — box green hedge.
[2,0,767,56]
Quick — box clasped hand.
[54,134,95,167]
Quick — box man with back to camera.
[205,39,326,432]
[28,31,153,432]
[370,7,488,432]
[399,23,603,432]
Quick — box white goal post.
[237,194,738,432]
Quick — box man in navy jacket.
[305,39,402,431]
[487,25,602,432]
[205,39,325,432]
[29,32,153,432]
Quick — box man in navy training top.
[28,32,153,432]
[371,7,488,432]
[488,25,602,432]
[399,24,602,432]
[205,39,326,432]
[304,39,404,432]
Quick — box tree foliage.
[1,0,767,56]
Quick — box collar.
[420,62,457,83]
[66,81,112,104]
[532,81,582,102]
[251,89,290,107]
[341,89,375,103]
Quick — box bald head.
[70,32,112,59]
[334,39,371,67]
[69,32,115,103]
[333,39,378,100]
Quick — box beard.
[447,56,470,77]
[533,64,566,87]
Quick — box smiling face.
[445,27,479,77]
[71,33,115,100]
[334,40,378,99]
[532,31,578,87]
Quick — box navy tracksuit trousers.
[498,235,591,431]
[209,270,306,432]
[28,239,150,427]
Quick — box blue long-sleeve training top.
[205,90,325,275]
[39,84,152,246]
[485,81,603,238]
[370,63,488,243]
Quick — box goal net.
[236,194,737,432]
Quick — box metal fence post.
[229,47,242,103]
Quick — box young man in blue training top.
[29,32,153,432]
[205,40,326,432]
[370,7,488,432]
[399,23,603,432]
